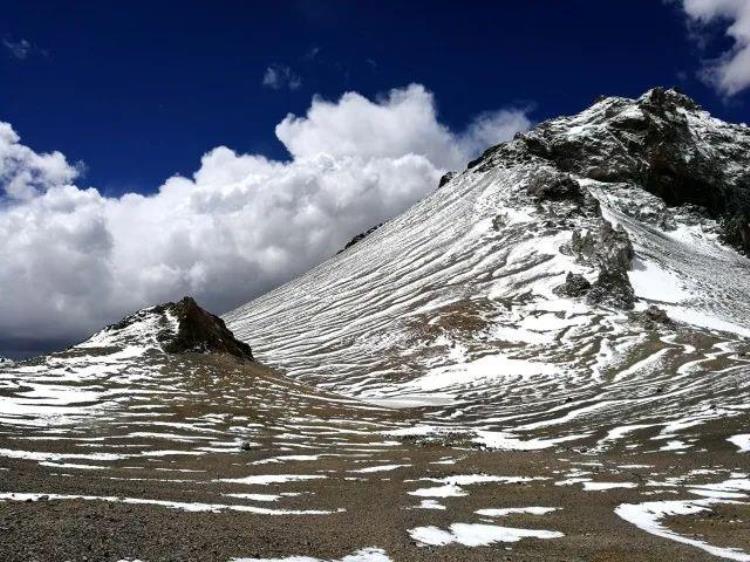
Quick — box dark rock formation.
[468,87,750,254]
[438,171,457,188]
[156,297,253,360]
[569,221,635,309]
[587,269,635,310]
[630,305,674,330]
[520,88,750,253]
[556,272,592,297]
[338,224,383,254]
[527,173,583,203]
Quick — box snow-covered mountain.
[226,87,750,445]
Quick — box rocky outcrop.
[468,88,750,254]
[98,297,253,360]
[338,224,383,254]
[567,221,635,309]
[438,171,457,188]
[519,88,750,253]
[556,272,592,298]
[527,173,583,203]
[156,297,253,359]
[630,305,674,330]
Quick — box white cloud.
[677,0,750,95]
[262,64,302,90]
[0,122,79,200]
[0,84,530,348]
[2,38,33,60]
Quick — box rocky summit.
[2,89,750,562]
[85,296,253,360]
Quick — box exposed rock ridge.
[470,87,750,253]
[156,297,254,359]
[337,223,383,254]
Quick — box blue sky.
[1,0,749,356]
[2,0,748,193]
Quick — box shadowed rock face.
[100,296,253,360]
[156,297,254,359]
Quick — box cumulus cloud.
[0,122,80,200]
[262,64,302,90]
[676,0,750,95]
[0,84,530,349]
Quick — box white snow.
[582,482,638,492]
[728,434,750,453]
[474,431,589,451]
[628,258,689,303]
[475,507,558,517]
[0,492,342,516]
[401,353,559,392]
[230,548,392,562]
[350,464,410,474]
[217,475,326,485]
[409,523,564,547]
[616,499,750,561]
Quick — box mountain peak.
[637,86,702,111]
[81,296,253,360]
[471,86,750,253]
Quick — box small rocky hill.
[82,296,253,360]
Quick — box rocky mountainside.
[226,87,750,438]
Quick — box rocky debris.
[337,223,383,254]
[156,297,253,360]
[568,221,635,309]
[556,272,592,297]
[438,171,457,188]
[630,305,674,330]
[620,199,677,231]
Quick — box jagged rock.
[337,224,383,254]
[438,171,456,188]
[513,87,750,254]
[100,296,253,359]
[155,297,253,359]
[587,269,635,310]
[570,221,634,273]
[569,221,635,310]
[527,173,583,202]
[556,272,592,297]
[630,305,674,330]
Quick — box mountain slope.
[226,88,750,445]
